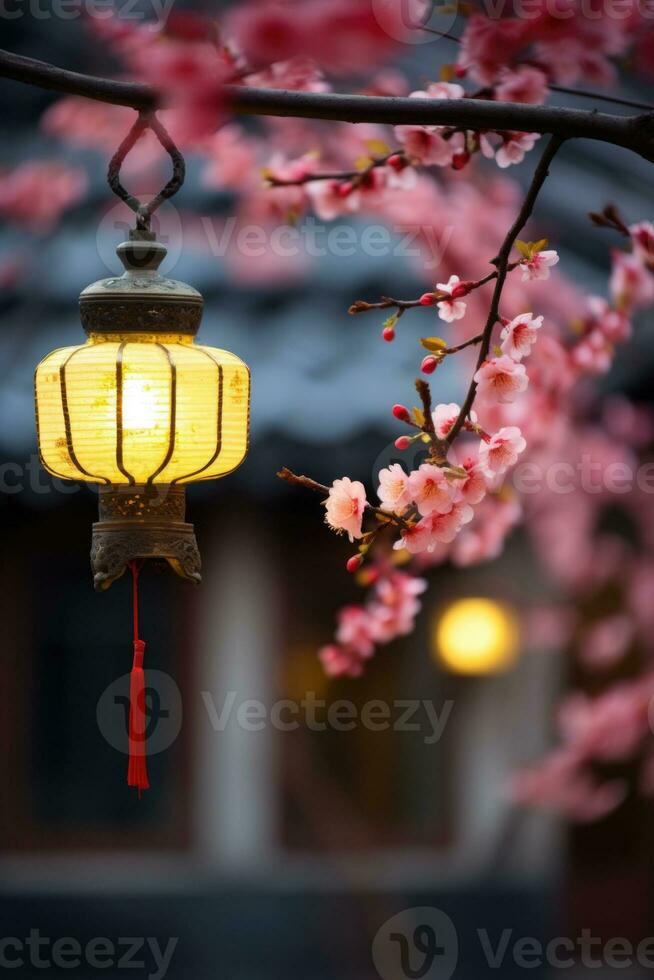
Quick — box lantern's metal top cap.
[79,234,203,337]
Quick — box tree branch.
[446,135,565,445]
[3,48,654,162]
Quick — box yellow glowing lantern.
[433,597,519,675]
[33,114,251,794]
[35,234,250,590]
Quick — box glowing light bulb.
[122,377,159,430]
[433,597,520,675]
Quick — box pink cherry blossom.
[495,133,540,169]
[127,38,232,141]
[436,275,467,322]
[570,328,613,375]
[202,125,260,190]
[369,571,428,640]
[534,36,618,88]
[319,644,365,678]
[393,517,437,555]
[307,179,350,221]
[474,356,528,404]
[42,98,140,156]
[456,458,488,505]
[411,81,466,100]
[324,477,367,541]
[377,463,411,514]
[227,0,395,76]
[393,83,466,166]
[432,402,477,439]
[494,67,548,104]
[557,682,652,762]
[585,297,631,345]
[393,504,473,555]
[244,57,329,93]
[429,503,474,543]
[394,125,461,167]
[408,464,458,516]
[451,495,522,567]
[0,160,87,230]
[630,221,654,266]
[335,605,376,658]
[500,313,543,361]
[458,14,529,85]
[479,426,527,476]
[610,250,654,310]
[520,249,560,282]
[578,615,635,670]
[511,748,628,822]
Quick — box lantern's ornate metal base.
[91,485,201,591]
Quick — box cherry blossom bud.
[454,65,467,78]
[420,292,437,306]
[382,325,395,342]
[452,152,470,171]
[392,403,411,422]
[421,355,438,374]
[338,181,354,198]
[395,436,412,451]
[451,281,472,298]
[360,567,380,586]
[388,154,407,172]
[346,554,363,573]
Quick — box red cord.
[127,560,149,794]
[132,559,139,643]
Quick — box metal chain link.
[107,111,186,233]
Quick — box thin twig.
[415,379,448,460]
[400,24,654,112]
[446,135,565,445]
[443,332,484,355]
[266,151,402,187]
[548,83,654,112]
[348,265,518,318]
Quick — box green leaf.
[365,139,390,157]
[420,336,447,353]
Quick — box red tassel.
[127,562,149,794]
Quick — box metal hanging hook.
[107,111,186,235]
